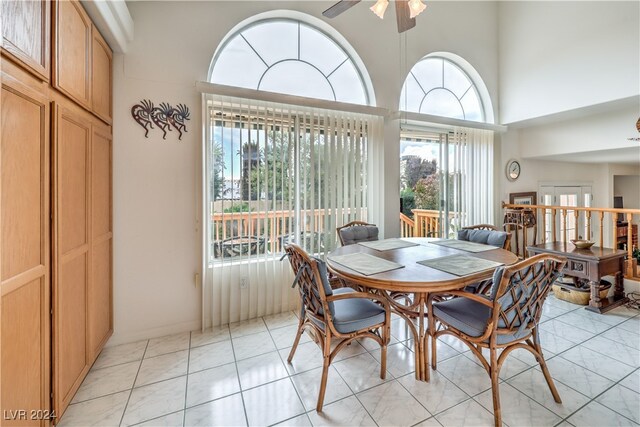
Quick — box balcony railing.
[399,209,457,238]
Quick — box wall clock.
[506,159,521,181]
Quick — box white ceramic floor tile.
[290,366,352,411]
[582,335,640,367]
[184,393,246,427]
[273,414,313,427]
[398,371,469,415]
[539,319,597,344]
[188,340,235,373]
[541,357,614,398]
[263,311,299,330]
[538,329,576,355]
[190,325,230,348]
[59,391,129,427]
[620,369,640,393]
[568,401,638,427]
[230,318,268,338]
[357,335,398,352]
[270,324,311,350]
[474,382,561,427]
[186,362,240,408]
[122,376,187,426]
[306,395,376,426]
[602,326,640,350]
[370,342,415,377]
[280,341,324,375]
[436,334,470,354]
[357,380,430,427]
[331,340,367,361]
[618,316,640,334]
[542,303,573,319]
[596,384,640,424]
[560,345,636,381]
[509,347,540,366]
[93,340,148,370]
[507,368,590,418]
[233,331,276,361]
[413,417,444,427]
[145,333,190,358]
[135,350,189,387]
[555,311,614,334]
[72,361,140,403]
[134,411,184,427]
[435,399,496,427]
[577,306,638,326]
[432,340,462,364]
[242,378,305,426]
[391,318,416,342]
[237,351,288,390]
[437,354,491,396]
[546,295,582,311]
[333,352,390,393]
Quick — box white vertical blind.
[450,126,494,227]
[203,94,382,327]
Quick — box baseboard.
[105,318,202,347]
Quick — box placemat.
[358,238,420,251]
[417,255,503,277]
[329,253,404,276]
[429,239,497,253]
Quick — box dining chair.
[458,226,512,294]
[427,254,566,427]
[336,220,379,246]
[284,244,390,411]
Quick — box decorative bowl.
[570,239,595,249]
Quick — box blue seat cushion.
[433,294,528,345]
[311,287,386,334]
[339,225,379,246]
[457,229,508,248]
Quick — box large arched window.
[400,54,491,123]
[210,19,372,105]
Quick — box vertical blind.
[203,94,383,326]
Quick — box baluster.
[552,208,557,242]
[627,213,633,276]
[599,211,604,247]
[612,215,617,249]
[574,210,579,240]
[541,207,547,244]
[586,211,592,241]
[562,209,567,243]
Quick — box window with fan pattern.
[210,19,371,105]
[400,56,485,122]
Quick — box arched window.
[400,54,490,123]
[210,19,372,105]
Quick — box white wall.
[111,0,500,344]
[614,175,640,210]
[498,1,640,124]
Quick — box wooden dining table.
[326,237,518,382]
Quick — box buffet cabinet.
[1,0,113,423]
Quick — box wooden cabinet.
[0,67,51,426]
[91,28,113,123]
[53,0,92,108]
[1,0,51,81]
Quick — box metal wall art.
[131,100,191,140]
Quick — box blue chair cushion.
[457,229,508,248]
[311,287,385,334]
[433,296,529,345]
[339,225,379,246]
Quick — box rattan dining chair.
[461,224,498,231]
[427,254,566,427]
[336,220,379,246]
[284,244,390,411]
[458,226,512,294]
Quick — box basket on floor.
[551,278,611,306]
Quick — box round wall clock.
[506,159,521,181]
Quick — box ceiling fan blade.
[395,0,416,33]
[322,0,361,18]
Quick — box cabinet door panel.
[1,0,50,80]
[53,0,91,107]
[89,240,111,356]
[53,104,90,417]
[0,71,50,427]
[91,28,112,123]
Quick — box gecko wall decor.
[131,99,191,140]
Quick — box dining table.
[326,237,519,382]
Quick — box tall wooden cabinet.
[1,0,113,423]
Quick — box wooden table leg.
[614,271,625,299]
[588,280,602,310]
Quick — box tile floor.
[59,294,640,427]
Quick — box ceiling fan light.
[370,0,389,19]
[408,0,426,18]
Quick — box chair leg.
[380,343,387,380]
[533,328,562,403]
[316,335,331,412]
[489,348,502,427]
[287,320,305,363]
[429,315,437,370]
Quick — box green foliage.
[400,188,415,217]
[402,155,437,190]
[211,141,224,200]
[414,175,440,210]
[223,203,251,213]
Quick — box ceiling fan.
[322,0,426,33]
